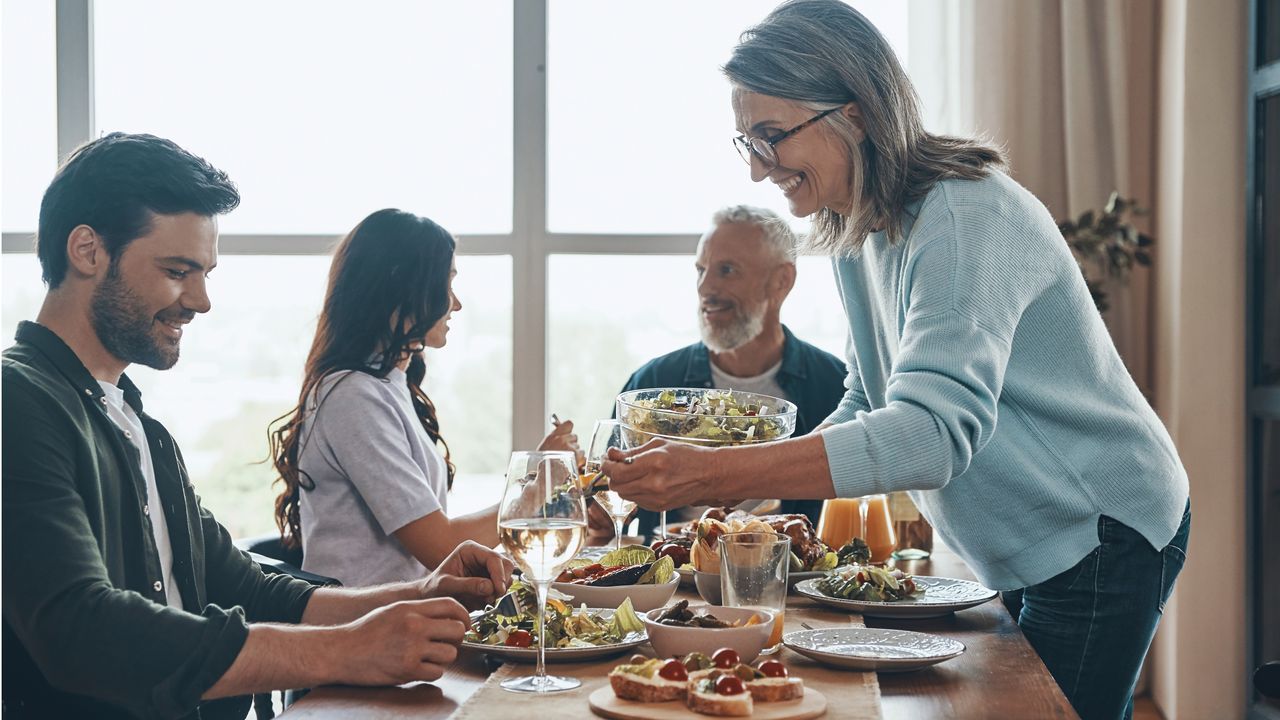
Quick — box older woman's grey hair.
[723,0,1004,255]
[710,204,798,264]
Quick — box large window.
[1,1,945,539]
[546,0,908,234]
[1,0,56,232]
[94,1,513,235]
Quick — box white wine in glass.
[586,421,638,550]
[497,450,586,694]
[499,518,586,583]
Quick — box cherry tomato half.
[711,647,741,669]
[757,659,788,678]
[714,675,746,696]
[504,629,533,647]
[658,659,689,681]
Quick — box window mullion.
[55,0,93,160]
[512,0,548,451]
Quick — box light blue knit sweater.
[820,170,1188,591]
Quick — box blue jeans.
[1002,501,1191,720]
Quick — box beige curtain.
[963,0,1158,398]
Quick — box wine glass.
[497,450,587,693]
[586,420,638,550]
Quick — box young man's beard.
[90,265,182,370]
[699,300,766,354]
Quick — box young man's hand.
[332,597,471,685]
[418,540,514,609]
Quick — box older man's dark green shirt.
[2,321,317,719]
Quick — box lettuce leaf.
[637,555,675,585]
[610,597,644,638]
[600,545,656,567]
[811,551,839,571]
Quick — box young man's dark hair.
[36,132,240,287]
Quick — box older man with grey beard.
[616,205,847,540]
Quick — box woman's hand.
[601,438,729,511]
[538,417,581,463]
[418,540,514,609]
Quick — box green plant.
[1058,191,1154,313]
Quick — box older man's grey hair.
[709,205,798,263]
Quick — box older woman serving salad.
[603,3,1190,719]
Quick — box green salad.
[815,564,924,602]
[465,580,645,649]
[621,389,789,445]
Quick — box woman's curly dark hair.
[269,209,457,549]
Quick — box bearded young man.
[2,133,513,720]
[618,206,846,538]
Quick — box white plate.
[792,576,998,618]
[783,627,965,672]
[462,608,648,663]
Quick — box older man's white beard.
[699,303,767,354]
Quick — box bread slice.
[748,676,805,702]
[608,663,686,702]
[686,685,753,716]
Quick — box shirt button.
[84,388,93,396]
[124,430,132,439]
[100,397,108,405]
[153,581,163,592]
[143,504,150,516]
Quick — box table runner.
[451,592,881,719]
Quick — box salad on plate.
[465,579,645,650]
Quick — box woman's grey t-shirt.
[297,367,448,586]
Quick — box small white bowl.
[643,604,774,664]
[693,570,722,605]
[551,571,680,612]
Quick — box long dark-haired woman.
[271,209,576,586]
[604,3,1189,719]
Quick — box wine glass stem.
[859,497,869,545]
[613,517,624,550]
[534,579,550,688]
[659,510,668,540]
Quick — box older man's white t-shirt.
[297,367,449,586]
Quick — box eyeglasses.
[733,106,841,169]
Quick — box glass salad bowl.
[615,388,797,446]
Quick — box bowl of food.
[552,545,681,612]
[643,600,774,663]
[683,508,840,599]
[616,388,797,446]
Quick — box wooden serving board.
[587,686,827,719]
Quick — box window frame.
[0,0,701,451]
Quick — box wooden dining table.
[279,543,1078,719]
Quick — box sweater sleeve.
[823,263,871,426]
[824,343,870,425]
[820,192,1055,497]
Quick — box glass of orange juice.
[818,494,897,563]
[718,531,789,651]
[860,494,897,563]
[817,498,861,549]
